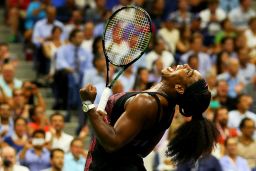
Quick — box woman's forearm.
[87,109,120,152]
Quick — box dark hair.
[51,25,63,34]
[70,137,83,147]
[208,0,219,5]
[216,51,229,75]
[50,112,65,122]
[92,36,103,56]
[32,129,46,138]
[69,28,81,42]
[249,17,256,26]
[14,116,28,125]
[239,0,246,4]
[187,54,198,65]
[50,148,64,159]
[167,79,219,165]
[239,117,253,130]
[235,93,247,106]
[152,37,163,47]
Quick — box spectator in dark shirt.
[57,0,78,23]
[84,0,107,23]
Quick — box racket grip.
[97,87,112,113]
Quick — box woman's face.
[161,64,202,89]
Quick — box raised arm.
[80,84,158,152]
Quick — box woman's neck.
[148,81,175,98]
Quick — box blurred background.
[0,0,256,171]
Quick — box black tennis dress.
[84,92,175,171]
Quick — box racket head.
[102,6,152,67]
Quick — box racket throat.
[109,67,126,88]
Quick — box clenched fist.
[80,84,97,103]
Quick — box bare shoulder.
[126,93,158,110]
[124,93,159,127]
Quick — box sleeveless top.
[84,92,175,171]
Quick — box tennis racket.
[97,6,152,112]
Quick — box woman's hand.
[80,84,97,103]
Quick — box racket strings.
[104,7,151,66]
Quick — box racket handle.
[97,87,112,113]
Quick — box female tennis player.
[80,64,219,171]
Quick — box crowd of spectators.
[0,0,256,171]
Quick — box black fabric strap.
[147,92,162,124]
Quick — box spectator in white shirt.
[237,118,256,169]
[49,112,73,152]
[228,0,256,30]
[168,0,192,27]
[228,94,256,129]
[0,146,29,171]
[157,16,180,53]
[0,63,22,98]
[32,6,64,46]
[145,38,175,70]
[244,17,256,49]
[199,0,226,34]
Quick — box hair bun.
[178,79,211,118]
